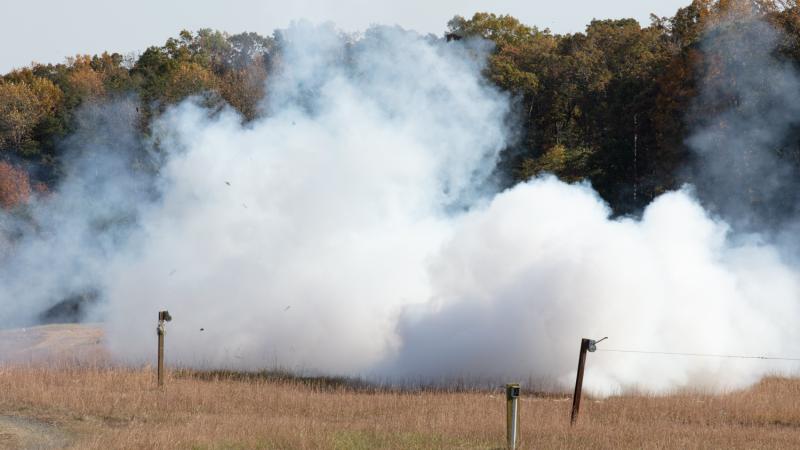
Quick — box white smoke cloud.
[101,25,510,374]
[389,178,800,393]
[2,19,800,395]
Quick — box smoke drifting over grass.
[390,180,800,394]
[2,19,800,394]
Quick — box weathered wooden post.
[157,310,172,387]
[570,339,590,425]
[506,383,521,449]
[570,337,606,425]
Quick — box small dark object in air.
[200,328,205,331]
[284,305,291,311]
[446,33,462,42]
[169,269,177,276]
[225,181,231,186]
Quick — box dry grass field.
[0,325,799,449]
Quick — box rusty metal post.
[157,310,171,387]
[570,338,590,425]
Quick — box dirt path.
[0,415,70,449]
[0,323,105,363]
[0,324,104,448]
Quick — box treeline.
[1,0,799,213]
[0,29,273,205]
[450,0,800,212]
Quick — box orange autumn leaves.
[0,161,37,209]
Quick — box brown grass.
[0,364,799,449]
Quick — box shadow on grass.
[173,368,372,392]
[173,368,571,398]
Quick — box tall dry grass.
[0,364,799,449]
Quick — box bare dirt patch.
[0,324,105,363]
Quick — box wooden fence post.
[570,338,590,425]
[157,310,171,387]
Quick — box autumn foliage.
[0,161,32,209]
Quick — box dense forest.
[1,0,799,216]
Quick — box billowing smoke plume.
[389,181,800,393]
[101,24,510,374]
[2,19,800,394]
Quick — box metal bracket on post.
[157,310,172,387]
[506,383,520,449]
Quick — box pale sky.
[1,0,692,73]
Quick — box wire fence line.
[596,348,800,362]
